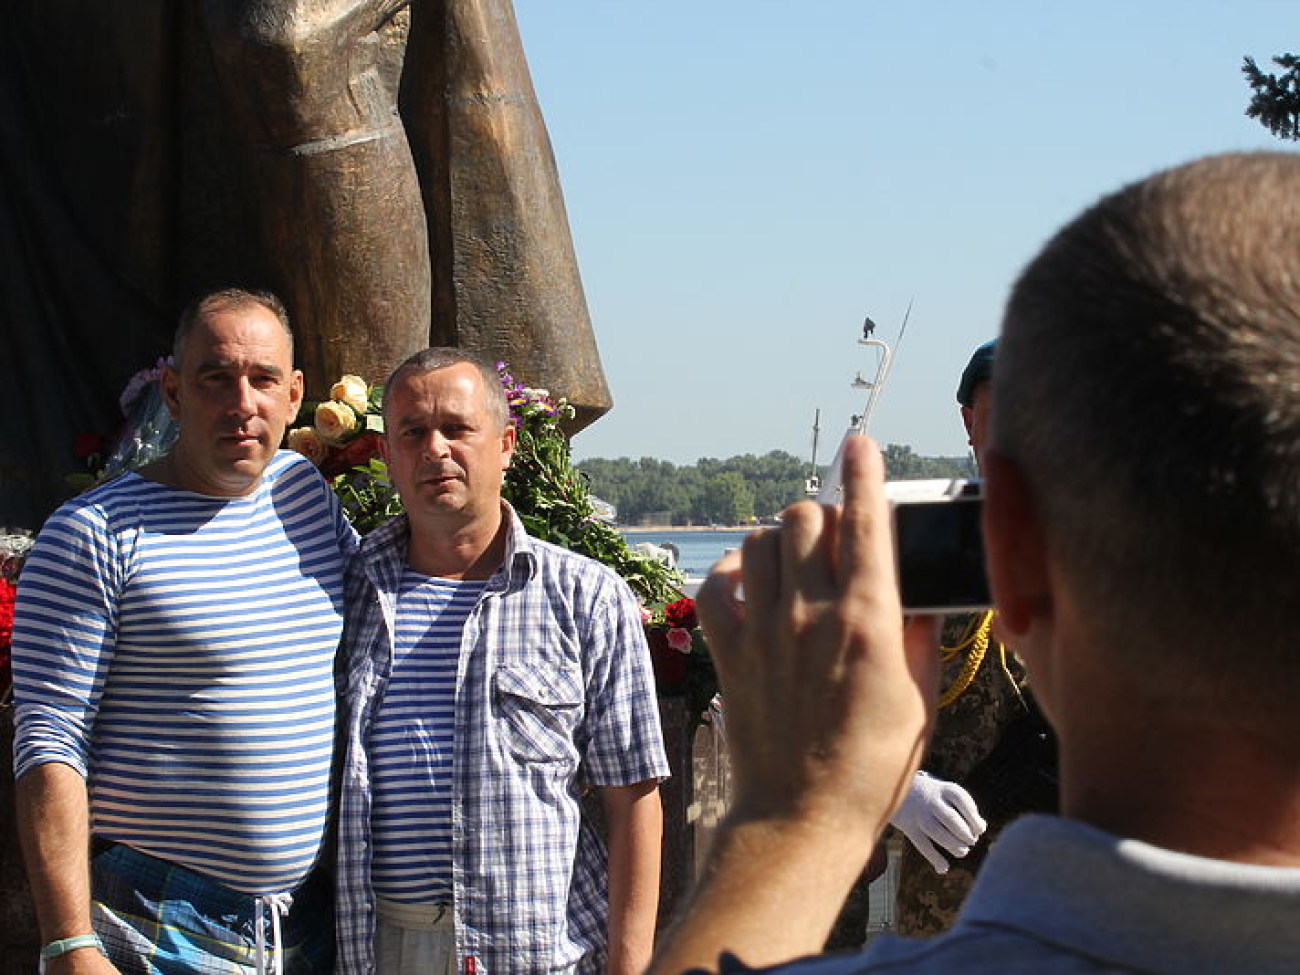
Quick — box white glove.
[890,770,987,874]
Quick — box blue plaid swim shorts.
[91,843,333,975]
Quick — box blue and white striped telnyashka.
[12,450,357,895]
[367,571,485,903]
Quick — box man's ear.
[500,422,517,471]
[288,369,305,423]
[982,447,1052,638]
[160,364,182,419]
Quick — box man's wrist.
[726,789,894,848]
[40,934,104,962]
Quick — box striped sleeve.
[12,489,135,778]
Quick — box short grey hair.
[174,288,293,367]
[382,348,509,430]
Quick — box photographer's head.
[988,152,1300,722]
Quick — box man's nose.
[422,430,451,460]
[230,377,257,416]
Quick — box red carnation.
[0,578,15,691]
[0,578,14,644]
[663,598,697,631]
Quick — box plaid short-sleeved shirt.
[336,506,669,974]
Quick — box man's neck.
[141,449,261,498]
[407,506,508,580]
[1060,697,1300,866]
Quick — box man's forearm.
[647,438,938,975]
[16,761,97,942]
[649,807,883,975]
[603,780,663,975]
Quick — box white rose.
[330,374,370,414]
[287,426,327,464]
[315,400,360,443]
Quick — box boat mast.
[805,408,822,496]
[854,298,910,435]
[814,302,910,502]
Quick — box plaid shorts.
[91,843,334,975]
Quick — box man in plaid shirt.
[336,348,669,975]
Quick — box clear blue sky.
[513,1,1294,465]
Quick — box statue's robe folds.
[1,0,609,527]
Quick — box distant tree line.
[576,445,972,526]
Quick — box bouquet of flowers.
[287,374,385,476]
[0,577,14,707]
[0,531,33,706]
[67,358,178,491]
[642,596,717,711]
[286,375,401,534]
[496,362,683,605]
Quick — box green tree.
[745,450,809,518]
[576,445,965,524]
[573,456,637,520]
[1243,54,1300,141]
[698,471,755,525]
[880,443,973,479]
[630,457,690,524]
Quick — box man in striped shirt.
[337,349,669,974]
[13,289,357,974]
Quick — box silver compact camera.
[885,478,990,614]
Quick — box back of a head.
[995,152,1300,709]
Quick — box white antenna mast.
[815,300,912,503]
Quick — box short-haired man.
[336,349,668,974]
[13,288,357,973]
[649,151,1300,974]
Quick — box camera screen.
[895,499,990,611]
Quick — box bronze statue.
[0,0,610,527]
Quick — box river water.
[619,528,757,578]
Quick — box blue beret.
[956,339,996,407]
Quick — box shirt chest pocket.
[493,665,584,766]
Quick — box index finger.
[836,435,898,602]
[696,547,744,653]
